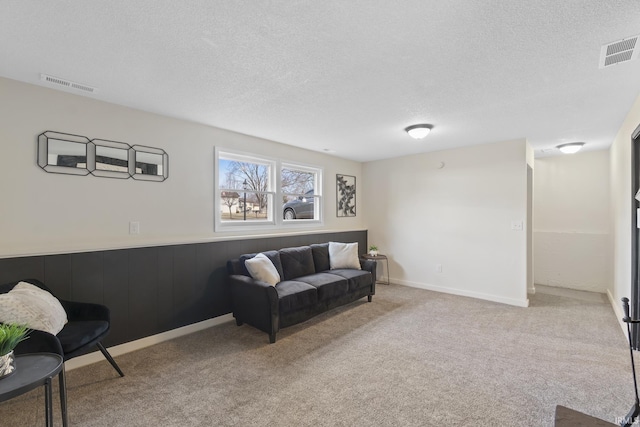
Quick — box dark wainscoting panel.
[0,230,367,347]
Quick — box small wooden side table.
[0,353,67,427]
[361,254,390,285]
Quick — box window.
[217,151,275,226]
[282,164,320,221]
[215,148,322,230]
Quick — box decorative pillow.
[245,253,281,286]
[240,250,284,279]
[0,282,68,335]
[329,242,361,270]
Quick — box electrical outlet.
[511,220,523,231]
[129,221,140,235]
[436,264,442,273]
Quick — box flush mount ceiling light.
[405,124,433,139]
[556,142,585,154]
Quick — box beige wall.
[533,150,611,292]
[0,77,365,257]
[8,73,632,311]
[610,94,640,308]
[362,139,530,307]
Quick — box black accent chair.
[0,279,124,377]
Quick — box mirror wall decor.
[89,139,131,179]
[129,145,169,182]
[36,131,169,182]
[37,131,92,175]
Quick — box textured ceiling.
[1,1,640,162]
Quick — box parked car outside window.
[283,190,314,219]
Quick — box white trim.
[64,314,234,371]
[607,288,629,342]
[528,285,536,295]
[214,147,325,231]
[394,278,530,307]
[280,162,323,226]
[215,147,277,231]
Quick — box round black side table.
[0,353,67,427]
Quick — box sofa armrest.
[360,259,377,278]
[229,275,279,336]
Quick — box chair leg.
[59,366,68,427]
[96,342,124,377]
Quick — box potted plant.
[368,245,379,256]
[0,324,30,379]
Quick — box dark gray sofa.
[226,243,376,343]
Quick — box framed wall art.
[336,174,356,217]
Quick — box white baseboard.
[607,288,628,342]
[393,278,530,307]
[528,285,536,295]
[65,314,234,371]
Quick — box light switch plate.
[129,221,140,235]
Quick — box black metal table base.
[0,353,67,427]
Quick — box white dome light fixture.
[557,142,585,154]
[405,124,433,139]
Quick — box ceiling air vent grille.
[599,35,640,68]
[40,74,98,93]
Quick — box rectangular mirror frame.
[130,144,169,182]
[37,131,92,176]
[89,139,132,179]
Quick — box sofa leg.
[269,333,276,344]
[235,318,243,326]
[368,295,373,302]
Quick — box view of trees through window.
[217,151,321,224]
[219,158,271,221]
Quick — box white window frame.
[214,148,323,231]
[280,161,323,226]
[215,148,276,231]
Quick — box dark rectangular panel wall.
[0,230,367,347]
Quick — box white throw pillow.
[245,253,281,286]
[0,282,68,335]
[329,242,361,270]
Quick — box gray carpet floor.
[0,284,634,426]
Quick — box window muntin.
[215,149,322,229]
[281,165,320,221]
[218,154,274,224]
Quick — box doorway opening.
[631,123,640,349]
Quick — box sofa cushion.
[295,273,348,301]
[244,253,281,286]
[329,269,372,291]
[329,242,361,270]
[310,243,330,272]
[276,281,318,313]
[280,246,316,280]
[240,250,284,279]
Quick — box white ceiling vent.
[40,74,98,93]
[599,35,639,68]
